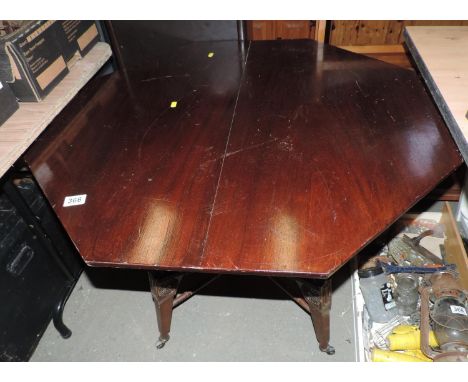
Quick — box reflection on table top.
[24,40,462,278]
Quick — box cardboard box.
[0,21,27,37]
[0,20,69,102]
[0,79,19,126]
[56,21,100,64]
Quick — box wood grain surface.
[25,40,462,278]
[404,26,468,163]
[330,21,468,46]
[202,41,462,277]
[25,41,245,270]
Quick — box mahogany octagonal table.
[24,40,462,354]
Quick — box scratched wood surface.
[25,40,462,278]
[25,41,245,269]
[202,40,462,277]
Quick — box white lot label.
[0,81,3,90]
[63,194,87,207]
[450,305,467,316]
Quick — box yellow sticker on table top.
[208,52,214,58]
[170,101,177,108]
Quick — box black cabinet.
[0,175,83,361]
[15,177,83,279]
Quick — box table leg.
[295,278,335,355]
[148,272,183,349]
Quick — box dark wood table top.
[24,40,462,278]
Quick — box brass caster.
[156,337,169,349]
[320,345,335,355]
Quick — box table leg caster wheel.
[320,345,335,355]
[156,337,169,349]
